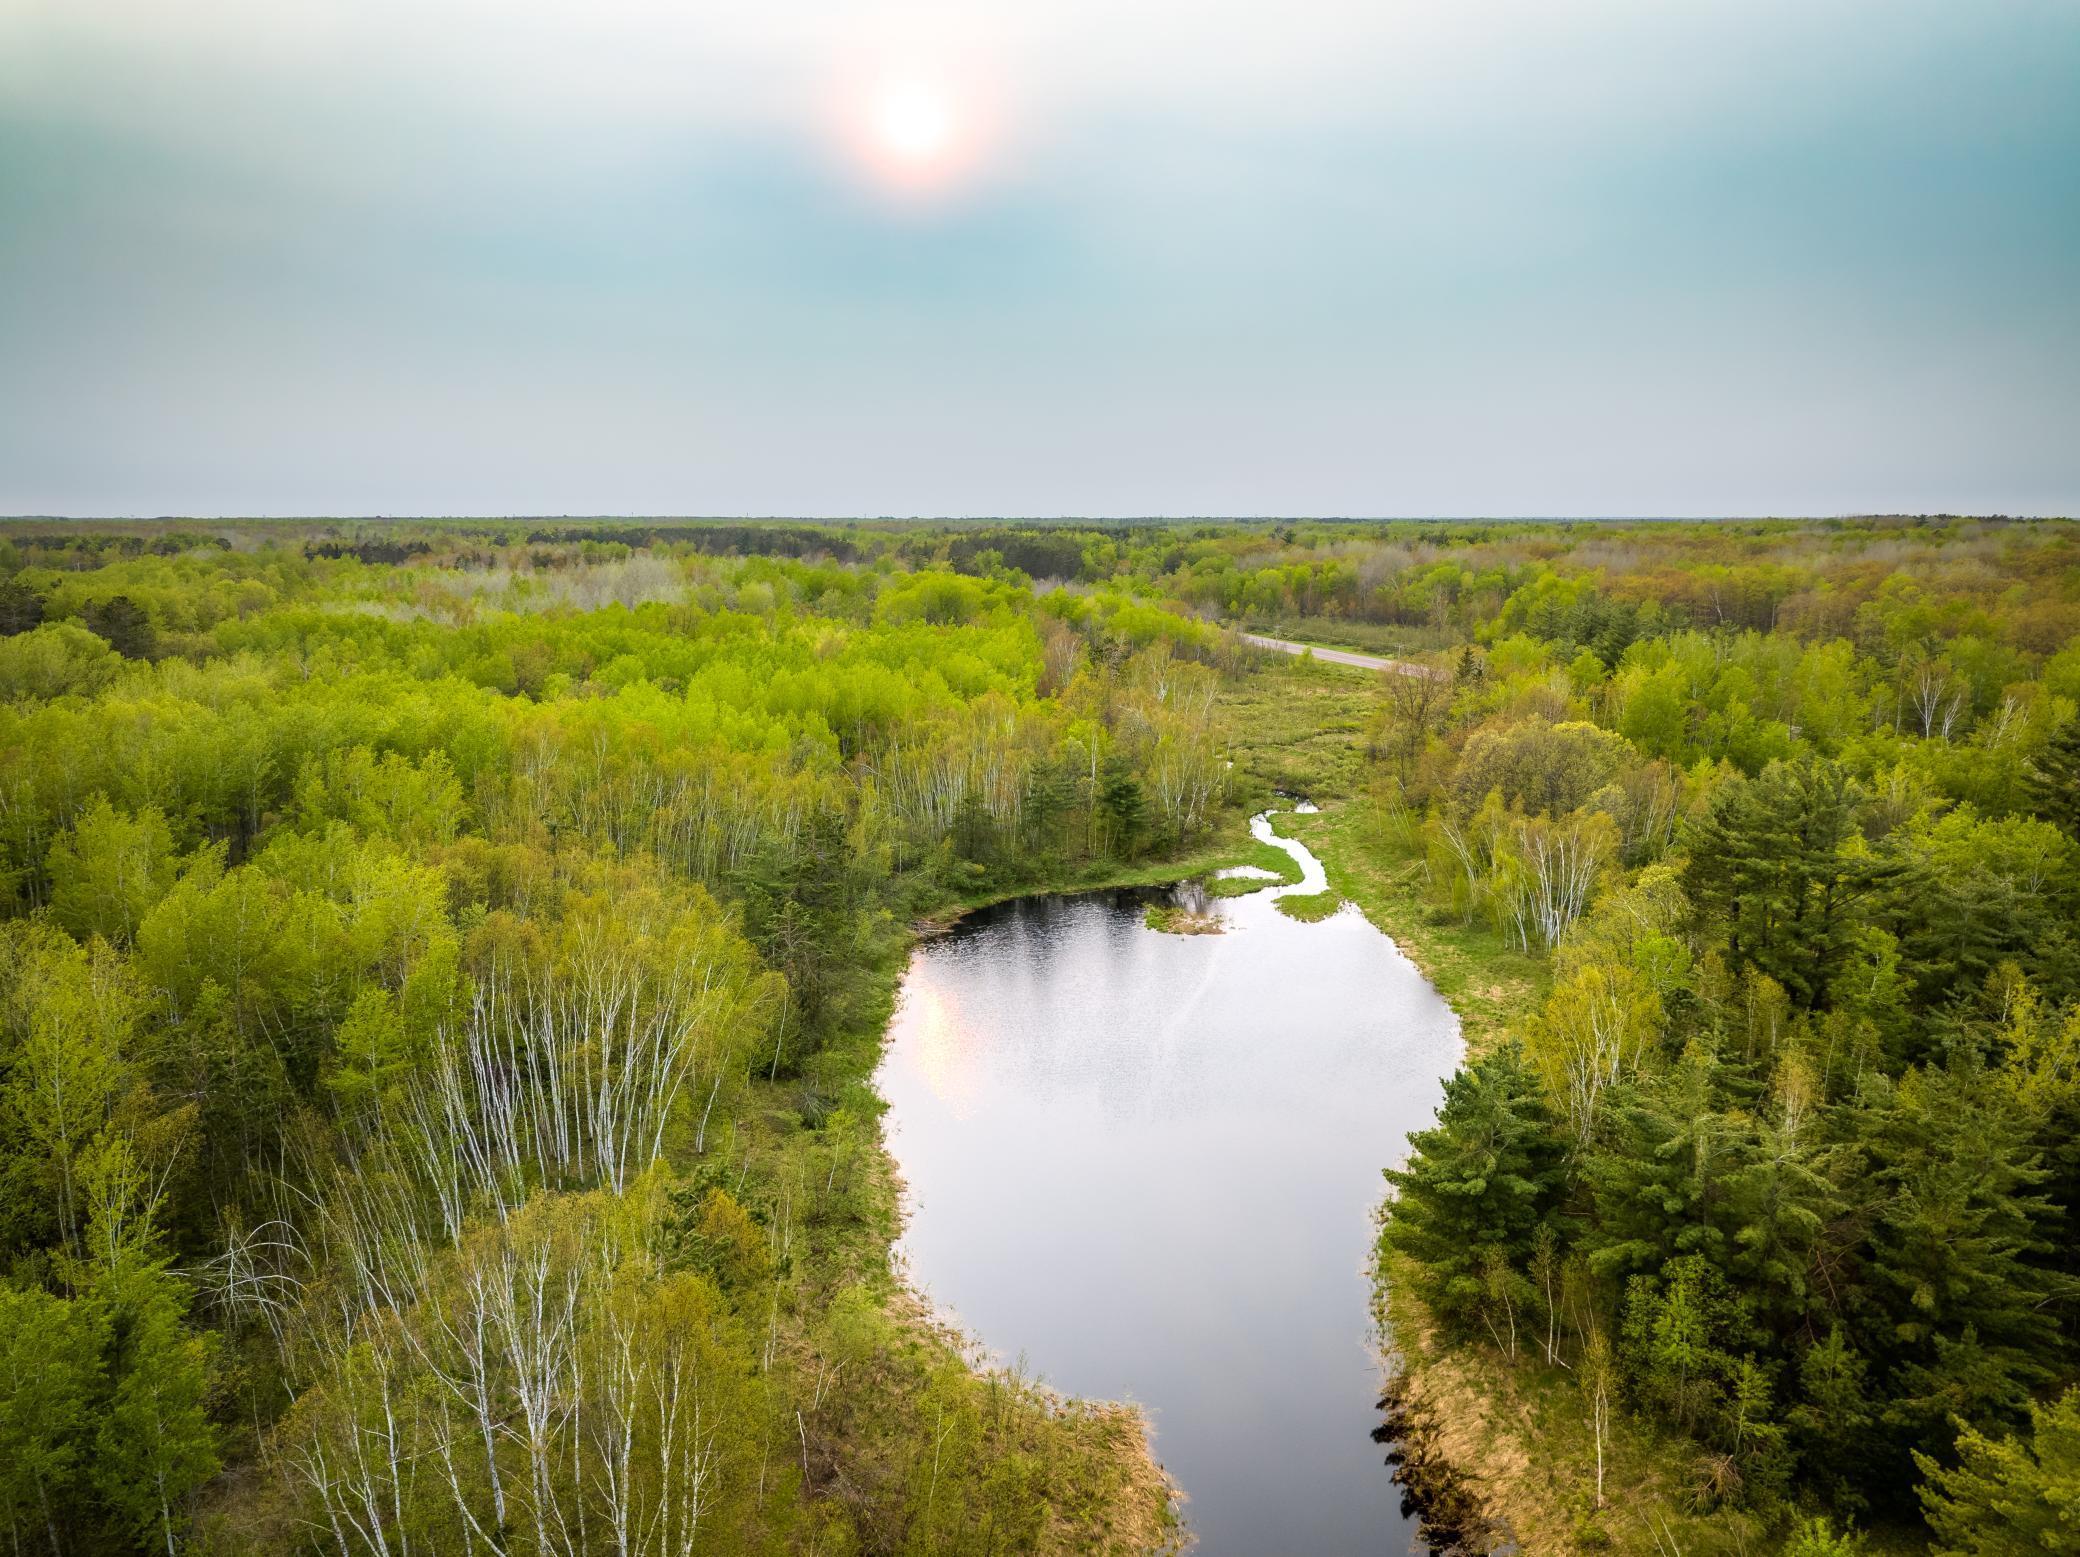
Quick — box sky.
[2,0,2077,518]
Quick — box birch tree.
[1499,812,1614,954]
[1528,961,1661,1146]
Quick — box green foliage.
[1854,1066,2064,1450]
[0,577,45,637]
[1682,757,1880,1010]
[0,1285,103,1551]
[0,621,122,702]
[2,514,2076,1554]
[1381,1044,1565,1334]
[47,799,182,946]
[1781,1515,1865,1556]
[1328,517,2080,1545]
[1452,717,1632,817]
[1914,1386,2080,1557]
[0,526,1233,1554]
[2029,717,2080,837]
[95,1275,218,1555]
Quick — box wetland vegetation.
[1,514,2076,1555]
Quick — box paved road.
[1241,632,1440,679]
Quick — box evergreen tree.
[1914,1386,2080,1557]
[1683,758,1882,1010]
[1854,1068,2067,1457]
[1719,1068,1847,1339]
[1381,1044,1566,1333]
[1789,1325,1880,1504]
[1618,1253,1747,1435]
[0,579,42,637]
[1580,1051,1732,1282]
[2027,717,2080,840]
[1098,758,1146,857]
[81,596,156,660]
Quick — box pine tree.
[1381,1043,1567,1334]
[0,578,42,637]
[1683,757,1883,1009]
[81,595,156,660]
[1620,1253,1746,1434]
[1854,1067,2066,1457]
[1581,1051,1732,1282]
[1720,1066,1847,1339]
[1914,1386,2080,1557]
[1789,1325,1879,1501]
[2027,717,2080,840]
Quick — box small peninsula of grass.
[1206,836,1305,898]
[1273,888,1341,921]
[1281,802,1544,1056]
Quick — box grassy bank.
[1218,663,1733,1555]
[1375,1247,1776,1556]
[1291,794,1762,1555]
[1240,616,1454,660]
[1281,802,1545,1057]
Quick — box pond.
[876,812,1463,1553]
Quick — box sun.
[848,73,977,192]
[874,81,954,165]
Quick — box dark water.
[877,813,1462,1554]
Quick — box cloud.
[1,0,2075,513]
[14,0,2046,159]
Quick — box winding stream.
[877,813,1463,1553]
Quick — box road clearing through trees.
[1242,632,1440,679]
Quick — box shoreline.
[863,809,1299,1552]
[1289,799,1546,1553]
[875,799,1467,1554]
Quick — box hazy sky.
[3,0,2076,517]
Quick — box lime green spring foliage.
[0,522,1228,1555]
[5,513,2079,1554]
[1782,1517,1868,1557]
[1915,1387,2080,1557]
[1272,890,1341,922]
[1355,517,2080,1549]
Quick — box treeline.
[19,516,2072,665]
[0,530,1234,1554]
[1368,528,2080,1550]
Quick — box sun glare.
[875,81,952,162]
[849,72,977,193]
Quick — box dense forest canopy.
[0,519,1243,1556]
[1335,520,2080,1551]
[0,513,2076,1556]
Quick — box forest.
[0,519,1240,1555]
[1,513,2076,1556]
[1331,518,2080,1553]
